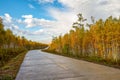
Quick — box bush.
[0,48,27,67]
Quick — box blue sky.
[0,0,61,19]
[0,0,120,43]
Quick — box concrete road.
[16,50,120,80]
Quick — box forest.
[48,14,120,64]
[0,17,48,67]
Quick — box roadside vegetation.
[0,51,27,80]
[0,17,48,79]
[46,13,120,68]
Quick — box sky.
[0,0,120,43]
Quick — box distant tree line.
[48,13,120,64]
[0,17,48,67]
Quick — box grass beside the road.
[0,51,27,80]
[43,50,120,69]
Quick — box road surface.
[16,50,120,80]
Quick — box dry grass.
[0,51,27,80]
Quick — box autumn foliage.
[0,17,48,67]
[48,14,120,63]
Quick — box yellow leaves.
[49,14,120,62]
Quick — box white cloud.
[20,13,76,43]
[1,13,33,36]
[4,13,12,23]
[22,15,33,18]
[22,14,56,28]
[17,19,22,23]
[2,13,17,29]
[33,29,44,34]
[12,24,19,29]
[57,0,120,20]
[21,13,76,37]
[28,4,35,9]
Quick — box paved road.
[16,50,120,80]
